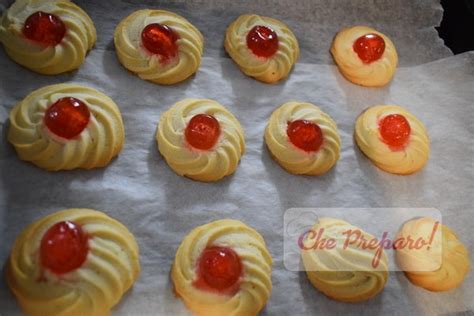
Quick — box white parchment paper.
[1,1,473,315]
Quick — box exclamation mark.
[427,221,440,250]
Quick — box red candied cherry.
[185,114,221,150]
[353,33,385,64]
[246,25,279,58]
[141,23,179,61]
[23,11,66,46]
[378,114,411,150]
[40,221,89,274]
[287,120,323,152]
[44,97,90,139]
[194,246,242,294]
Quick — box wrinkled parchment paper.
[1,0,473,315]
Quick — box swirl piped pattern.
[6,208,140,316]
[225,14,299,83]
[156,98,245,182]
[8,83,125,171]
[0,0,96,75]
[396,217,470,292]
[265,102,341,175]
[331,26,397,87]
[114,9,203,85]
[172,219,272,316]
[355,105,430,174]
[301,218,388,302]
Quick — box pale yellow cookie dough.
[8,83,125,171]
[265,101,341,175]
[6,208,140,316]
[0,0,96,75]
[354,105,430,174]
[172,219,272,316]
[331,26,398,87]
[156,98,245,182]
[396,217,470,292]
[301,218,388,302]
[225,14,299,83]
[114,9,203,85]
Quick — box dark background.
[438,0,474,54]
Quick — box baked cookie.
[8,83,125,171]
[265,101,341,175]
[114,9,203,85]
[331,26,397,87]
[301,218,388,302]
[0,0,96,75]
[6,208,140,316]
[354,105,429,174]
[395,217,470,292]
[225,14,299,83]
[172,219,272,316]
[156,98,245,182]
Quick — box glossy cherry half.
[40,221,89,275]
[378,114,411,150]
[353,33,385,64]
[23,11,66,46]
[141,23,179,61]
[246,25,279,58]
[44,97,90,139]
[185,114,221,150]
[287,119,323,152]
[194,246,242,295]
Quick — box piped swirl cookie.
[0,0,96,75]
[6,208,140,316]
[114,9,203,85]
[8,83,125,171]
[395,217,470,292]
[156,98,245,182]
[301,218,388,302]
[225,14,299,83]
[265,102,341,175]
[354,105,429,174]
[172,219,272,316]
[331,26,397,87]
